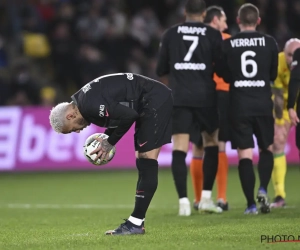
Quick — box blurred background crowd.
[0,0,299,107]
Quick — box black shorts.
[134,94,173,152]
[188,92,229,146]
[296,124,300,150]
[230,116,274,150]
[172,106,219,137]
[217,90,230,142]
[189,122,203,147]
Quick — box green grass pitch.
[0,166,300,250]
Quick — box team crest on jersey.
[82,83,91,93]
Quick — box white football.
[83,133,116,166]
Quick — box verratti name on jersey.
[177,26,206,36]
[230,37,265,48]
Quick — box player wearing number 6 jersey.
[220,3,278,214]
[156,0,224,215]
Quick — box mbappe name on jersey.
[177,26,206,36]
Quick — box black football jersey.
[71,73,172,145]
[156,22,223,107]
[287,48,300,114]
[220,31,279,116]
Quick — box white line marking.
[0,204,134,209]
[70,233,90,237]
[283,205,297,209]
[0,204,296,210]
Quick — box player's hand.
[90,138,113,161]
[288,108,299,126]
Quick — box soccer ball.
[83,133,116,166]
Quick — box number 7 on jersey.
[183,35,199,61]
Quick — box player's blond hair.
[49,102,70,133]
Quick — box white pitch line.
[0,204,134,209]
[69,233,90,237]
[0,203,296,210]
[282,205,297,209]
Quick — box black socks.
[171,150,187,198]
[238,158,256,207]
[202,146,219,191]
[131,158,158,219]
[257,150,273,191]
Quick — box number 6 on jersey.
[241,50,257,78]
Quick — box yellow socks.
[272,153,287,198]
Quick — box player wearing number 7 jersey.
[220,3,279,214]
[156,0,224,215]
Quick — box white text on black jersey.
[230,37,265,48]
[177,26,206,36]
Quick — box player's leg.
[135,151,141,190]
[271,117,291,208]
[129,148,161,229]
[237,148,257,214]
[254,116,274,214]
[105,94,173,235]
[189,124,204,210]
[216,90,230,211]
[190,143,204,210]
[172,133,190,216]
[232,116,257,214]
[171,107,193,216]
[196,107,222,213]
[129,97,173,227]
[198,129,222,213]
[105,147,161,236]
[216,141,229,210]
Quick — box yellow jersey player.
[271,38,300,208]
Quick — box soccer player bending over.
[190,5,231,212]
[156,0,223,215]
[219,4,278,214]
[287,48,300,155]
[49,73,173,235]
[271,39,300,208]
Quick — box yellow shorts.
[275,110,290,125]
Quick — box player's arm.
[270,38,279,82]
[85,98,138,145]
[91,104,139,161]
[212,31,223,75]
[272,77,284,120]
[287,48,300,110]
[270,41,281,119]
[215,39,231,83]
[156,30,170,77]
[105,104,139,146]
[104,127,115,136]
[287,48,300,125]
